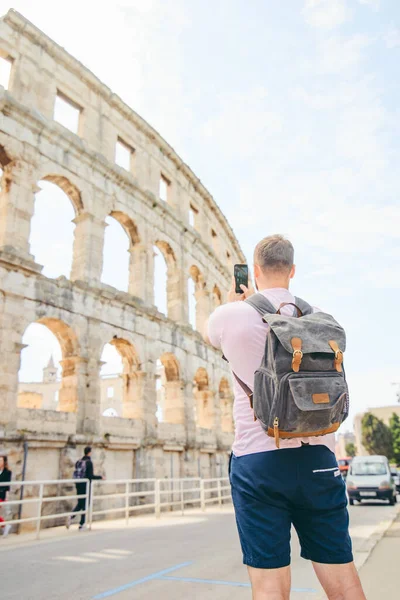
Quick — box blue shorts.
[230,444,353,569]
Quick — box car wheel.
[389,495,396,506]
[349,498,354,506]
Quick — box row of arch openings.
[17,320,234,433]
[0,158,225,331]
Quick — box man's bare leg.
[313,562,366,600]
[247,565,291,600]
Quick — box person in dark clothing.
[0,455,12,538]
[67,446,103,531]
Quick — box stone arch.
[38,317,79,357]
[160,352,180,381]
[0,144,12,190]
[194,367,214,429]
[189,264,203,286]
[110,210,141,247]
[101,211,142,293]
[0,145,12,231]
[18,317,80,413]
[31,176,82,278]
[194,367,209,390]
[110,337,141,370]
[188,265,209,332]
[0,144,12,169]
[156,240,176,269]
[219,377,234,433]
[154,240,182,321]
[213,285,222,308]
[41,174,83,215]
[101,337,143,419]
[156,352,184,424]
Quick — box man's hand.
[227,277,255,303]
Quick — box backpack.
[73,459,87,480]
[228,294,349,448]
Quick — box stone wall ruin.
[0,10,245,491]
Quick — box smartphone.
[234,264,248,294]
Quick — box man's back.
[208,287,335,456]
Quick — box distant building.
[18,356,60,410]
[18,356,124,416]
[354,405,400,456]
[335,432,356,458]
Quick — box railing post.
[89,480,94,531]
[200,480,205,512]
[180,480,184,516]
[35,483,44,540]
[155,480,161,519]
[125,481,130,526]
[217,479,222,508]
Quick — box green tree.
[361,412,392,458]
[389,413,400,465]
[345,442,356,457]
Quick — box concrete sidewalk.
[359,512,400,600]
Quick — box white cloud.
[293,76,377,110]
[315,34,372,74]
[358,0,381,9]
[384,25,400,49]
[303,0,352,29]
[201,87,283,160]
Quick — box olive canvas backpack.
[227,294,349,448]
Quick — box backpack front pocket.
[271,372,348,438]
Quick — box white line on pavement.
[83,552,126,560]
[103,549,133,555]
[54,556,97,563]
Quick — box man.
[206,235,366,600]
[67,446,103,531]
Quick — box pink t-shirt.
[208,288,335,457]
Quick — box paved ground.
[359,511,400,600]
[0,502,398,600]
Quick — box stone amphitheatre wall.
[0,10,245,490]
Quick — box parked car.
[346,455,397,506]
[390,467,400,493]
[337,457,352,478]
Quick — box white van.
[346,455,397,506]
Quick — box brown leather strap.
[329,340,343,373]
[223,355,254,408]
[276,302,303,317]
[232,371,254,408]
[267,421,340,439]
[291,337,303,372]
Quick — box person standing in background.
[67,446,103,531]
[0,455,12,538]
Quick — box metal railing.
[0,479,90,538]
[0,476,231,539]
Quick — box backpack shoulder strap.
[294,296,313,316]
[224,293,275,403]
[245,293,276,316]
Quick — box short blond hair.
[254,235,294,273]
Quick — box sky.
[2,0,400,428]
